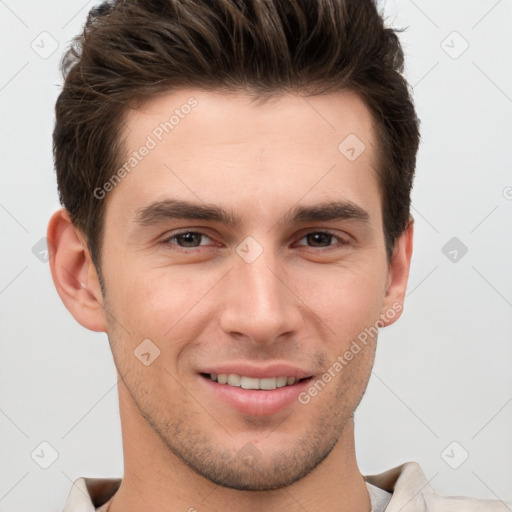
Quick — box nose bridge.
[219,243,299,344]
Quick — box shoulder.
[364,462,510,512]
[427,492,510,511]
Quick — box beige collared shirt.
[61,461,508,511]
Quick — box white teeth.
[276,376,288,388]
[241,376,260,390]
[227,374,241,387]
[209,373,302,390]
[259,378,277,390]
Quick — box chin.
[189,452,328,491]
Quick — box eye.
[161,230,347,251]
[164,231,213,248]
[296,231,347,248]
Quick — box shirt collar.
[364,461,431,511]
[62,476,121,512]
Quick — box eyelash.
[161,230,349,251]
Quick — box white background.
[0,0,511,510]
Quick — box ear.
[47,209,107,332]
[379,218,414,327]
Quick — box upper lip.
[199,363,313,380]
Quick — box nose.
[218,247,303,346]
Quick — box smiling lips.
[198,365,314,415]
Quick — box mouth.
[197,367,314,416]
[200,372,312,390]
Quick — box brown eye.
[305,233,335,247]
[166,231,212,248]
[296,232,344,248]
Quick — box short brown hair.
[53,0,420,271]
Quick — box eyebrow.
[135,198,370,227]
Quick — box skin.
[48,88,413,512]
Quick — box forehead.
[113,88,381,226]
[125,88,377,152]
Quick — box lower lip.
[199,375,312,416]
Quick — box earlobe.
[379,218,414,328]
[47,209,108,332]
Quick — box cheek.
[106,264,220,351]
[294,261,387,336]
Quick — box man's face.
[98,89,401,489]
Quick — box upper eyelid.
[167,229,211,238]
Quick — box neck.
[110,380,370,512]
